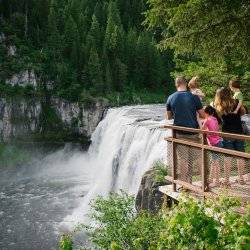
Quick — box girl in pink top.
[203,106,223,186]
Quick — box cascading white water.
[61,105,170,228]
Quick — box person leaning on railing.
[214,87,247,186]
[166,76,206,183]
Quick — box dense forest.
[0,0,174,105]
[0,0,249,105]
[145,0,250,102]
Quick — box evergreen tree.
[64,16,80,62]
[86,15,102,54]
[105,62,113,92]
[125,29,138,84]
[93,1,106,24]
[114,58,127,91]
[48,1,61,54]
[88,48,104,94]
[104,1,124,58]
[107,1,122,27]
[69,0,81,24]
[78,12,88,43]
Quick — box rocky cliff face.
[0,97,108,143]
[136,168,170,213]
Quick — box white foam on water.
[59,105,171,230]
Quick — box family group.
[166,76,248,187]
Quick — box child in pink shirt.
[203,106,223,186]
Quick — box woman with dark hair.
[214,87,246,185]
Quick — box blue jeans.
[223,139,245,152]
[211,140,224,160]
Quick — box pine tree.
[78,12,88,43]
[48,1,60,51]
[86,15,101,53]
[69,0,81,24]
[88,47,104,94]
[64,16,80,60]
[125,29,138,84]
[104,2,124,57]
[105,62,113,92]
[133,34,147,88]
[107,1,122,27]
[114,58,127,91]
[93,1,106,24]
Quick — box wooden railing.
[163,125,250,198]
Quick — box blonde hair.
[188,76,199,89]
[214,87,235,115]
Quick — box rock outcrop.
[0,97,108,143]
[136,168,170,213]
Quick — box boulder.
[136,168,170,213]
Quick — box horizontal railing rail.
[162,124,250,141]
[164,137,250,159]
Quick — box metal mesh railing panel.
[206,149,250,204]
[176,144,202,187]
[166,141,173,177]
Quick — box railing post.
[172,129,177,192]
[201,133,209,194]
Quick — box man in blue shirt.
[166,76,205,183]
[166,76,205,130]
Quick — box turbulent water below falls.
[0,105,170,250]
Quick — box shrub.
[59,235,73,250]
[70,192,250,250]
[153,160,168,183]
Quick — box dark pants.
[223,139,245,152]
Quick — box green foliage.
[106,87,167,106]
[0,0,174,103]
[153,160,168,183]
[0,82,38,98]
[88,48,104,95]
[39,103,63,134]
[83,191,164,250]
[59,235,73,250]
[31,102,89,144]
[144,0,250,99]
[246,142,250,153]
[72,192,250,250]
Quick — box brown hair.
[214,87,236,115]
[188,76,199,89]
[229,79,241,89]
[175,76,187,86]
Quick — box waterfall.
[61,105,170,229]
